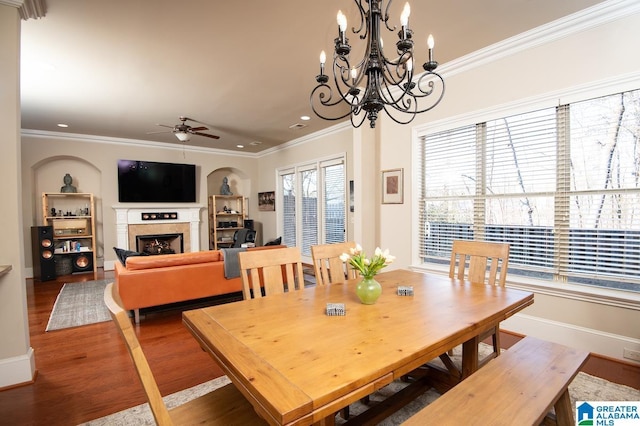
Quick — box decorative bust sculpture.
[60,173,78,193]
[220,176,233,195]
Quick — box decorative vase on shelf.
[356,276,382,305]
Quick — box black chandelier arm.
[412,73,446,114]
[377,77,416,113]
[350,109,369,128]
[382,0,396,32]
[379,51,412,87]
[375,70,445,115]
[413,71,445,97]
[353,0,368,39]
[309,84,354,122]
[332,56,367,104]
[381,102,421,126]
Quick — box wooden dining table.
[182,269,534,426]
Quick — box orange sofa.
[114,246,282,322]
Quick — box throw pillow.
[113,247,148,265]
[264,236,282,246]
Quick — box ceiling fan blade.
[182,116,215,127]
[155,124,175,129]
[146,130,173,135]
[189,126,208,132]
[192,132,220,140]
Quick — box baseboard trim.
[503,313,640,364]
[0,347,36,389]
[103,260,116,271]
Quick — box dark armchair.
[233,228,257,248]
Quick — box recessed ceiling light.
[57,123,69,128]
[236,144,244,149]
[300,115,311,121]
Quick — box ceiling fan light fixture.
[175,132,190,142]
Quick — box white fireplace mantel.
[113,205,204,252]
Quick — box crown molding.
[438,0,640,79]
[0,0,23,7]
[20,129,258,158]
[18,0,45,19]
[256,121,352,158]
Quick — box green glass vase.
[356,276,382,304]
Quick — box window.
[281,172,296,248]
[418,89,640,293]
[278,156,346,257]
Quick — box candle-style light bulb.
[337,10,347,44]
[407,58,413,73]
[427,34,435,61]
[400,2,411,26]
[350,67,357,84]
[400,3,410,39]
[319,50,326,75]
[337,10,347,32]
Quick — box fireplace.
[136,233,184,255]
[113,205,204,252]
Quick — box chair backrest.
[311,241,358,286]
[449,240,510,286]
[238,246,304,299]
[103,283,173,425]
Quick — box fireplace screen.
[136,233,184,255]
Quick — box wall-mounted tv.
[117,159,196,203]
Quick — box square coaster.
[326,303,346,316]
[397,286,414,296]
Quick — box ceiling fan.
[148,116,220,142]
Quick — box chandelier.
[310,1,445,129]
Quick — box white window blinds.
[278,156,346,256]
[419,88,640,293]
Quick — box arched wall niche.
[206,167,262,246]
[32,156,104,263]
[206,167,250,199]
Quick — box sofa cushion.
[124,250,222,271]
[113,247,149,265]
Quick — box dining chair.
[238,246,304,299]
[311,241,358,285]
[310,241,364,419]
[103,283,266,426]
[448,239,510,367]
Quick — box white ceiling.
[20,0,605,153]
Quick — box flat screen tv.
[117,159,196,203]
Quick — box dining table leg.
[461,335,480,379]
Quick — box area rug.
[46,279,111,331]
[79,347,640,425]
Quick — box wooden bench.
[402,336,589,426]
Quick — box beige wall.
[21,135,260,269]
[256,126,357,249]
[0,3,35,388]
[377,7,640,360]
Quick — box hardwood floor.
[0,269,225,425]
[1,268,638,425]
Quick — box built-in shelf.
[0,265,12,276]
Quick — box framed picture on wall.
[258,191,275,211]
[382,168,403,204]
